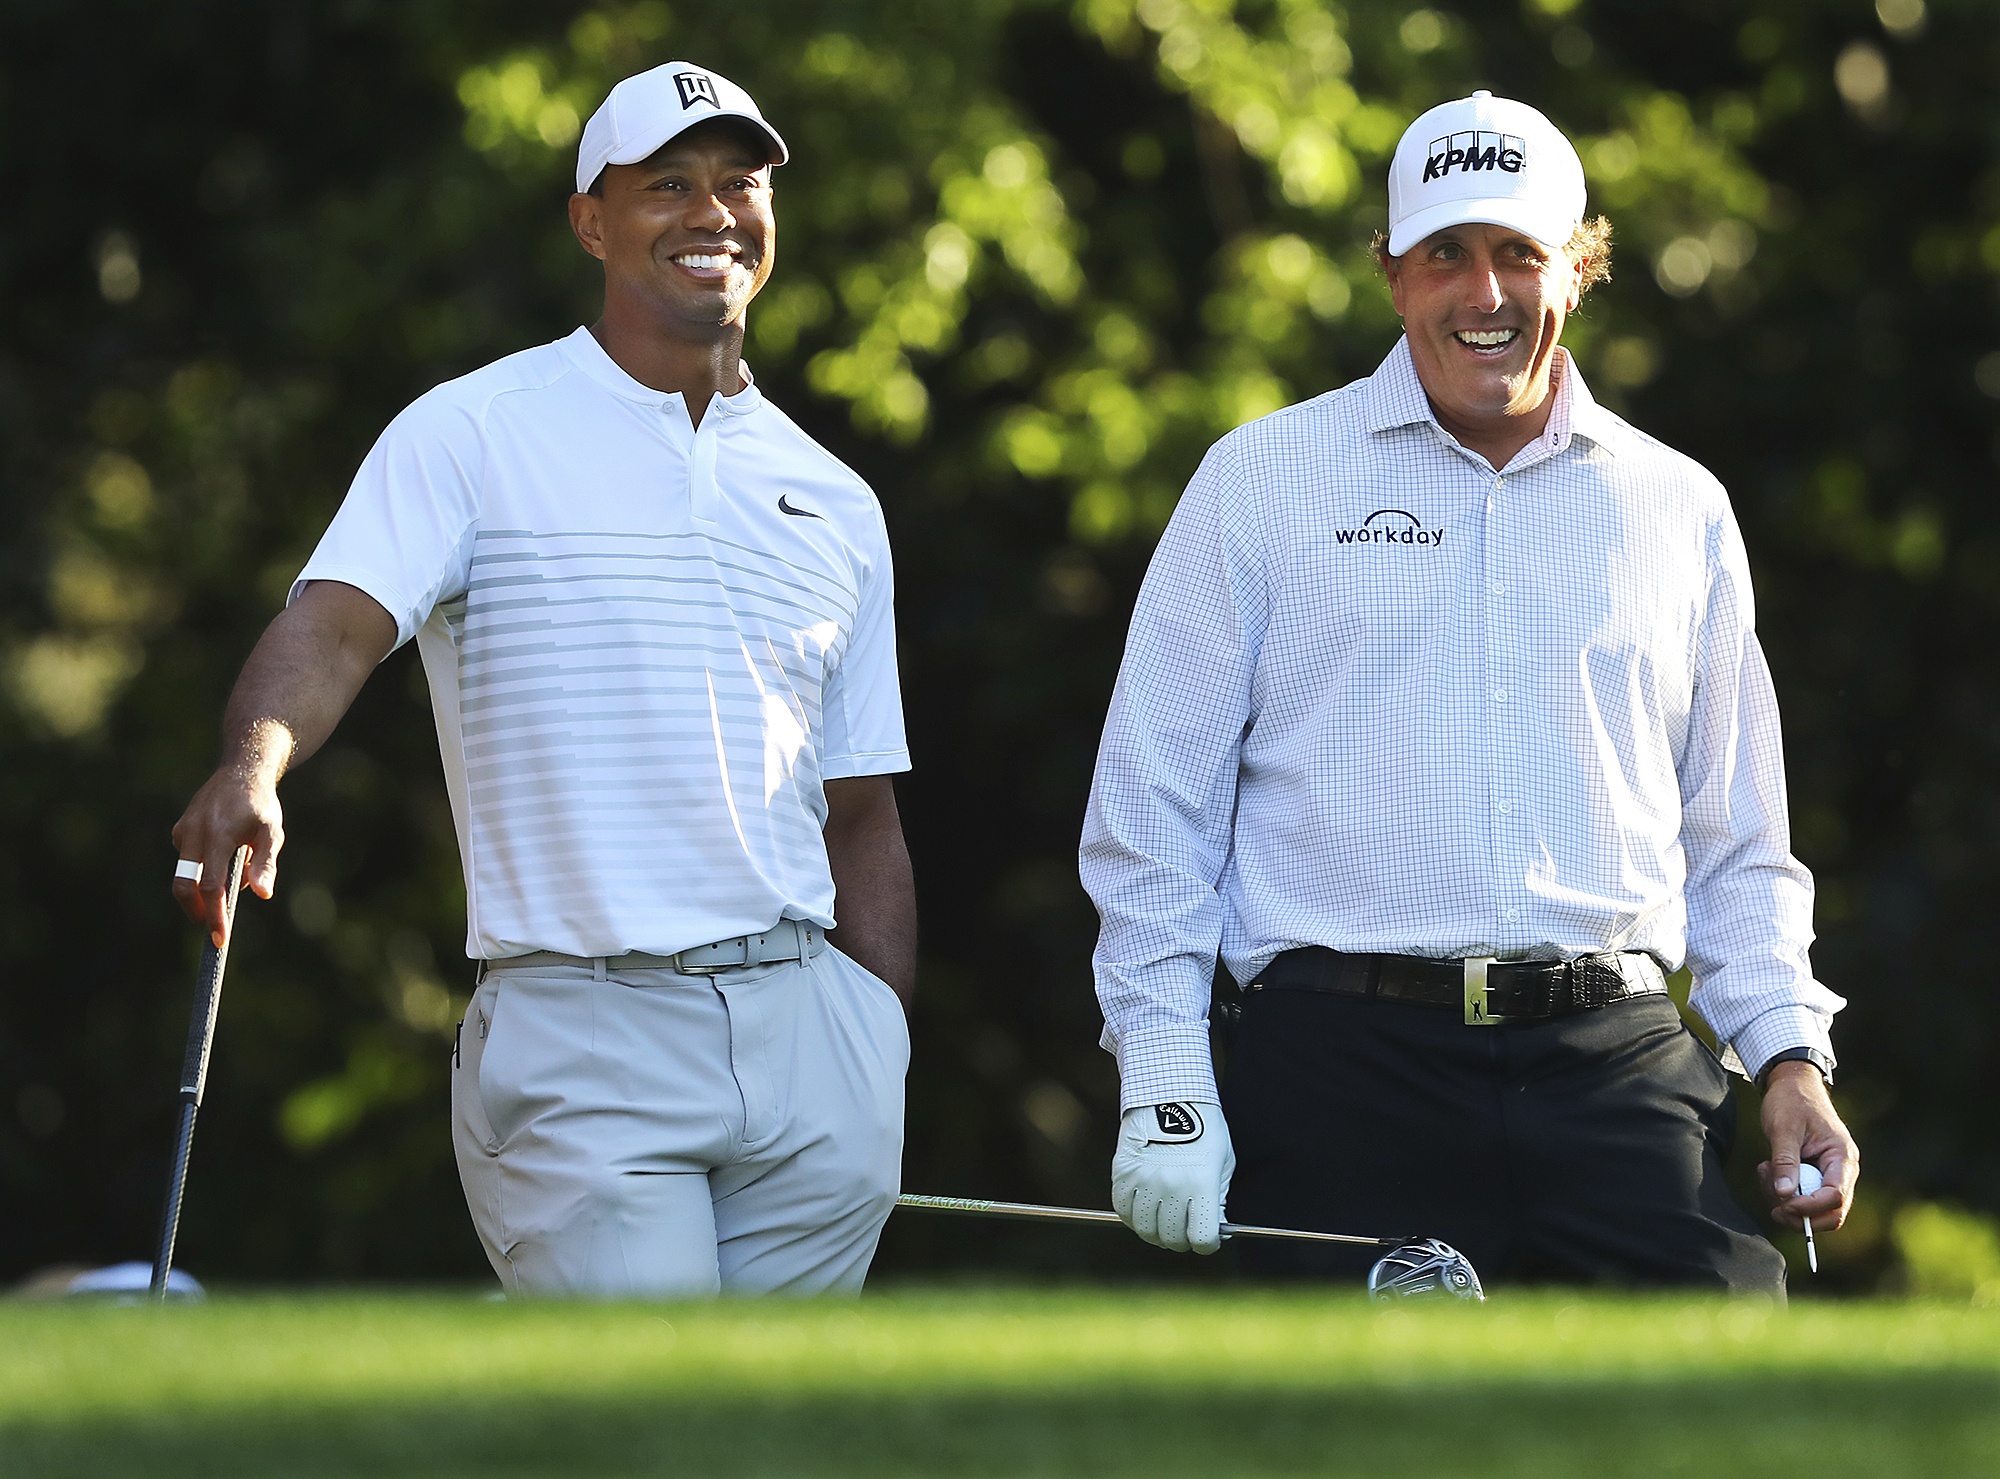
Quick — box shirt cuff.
[1112,1022,1219,1112]
[1726,1004,1838,1084]
[820,748,913,780]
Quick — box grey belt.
[484,918,826,980]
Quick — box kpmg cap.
[576,61,789,194]
[1385,91,1584,257]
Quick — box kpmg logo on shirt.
[1424,131,1526,182]
[1334,508,1447,549]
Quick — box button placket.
[688,411,721,524]
[1481,472,1500,932]
[1484,471,1521,939]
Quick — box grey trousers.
[452,944,908,1298]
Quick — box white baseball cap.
[1385,91,1585,257]
[575,62,789,194]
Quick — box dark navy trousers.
[1221,987,1786,1294]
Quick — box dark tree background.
[2,0,1995,1288]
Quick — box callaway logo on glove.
[1111,1100,1236,1254]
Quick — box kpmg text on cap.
[1423,132,1526,182]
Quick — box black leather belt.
[1249,947,1668,1026]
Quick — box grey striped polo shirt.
[295,327,908,960]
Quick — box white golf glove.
[1111,1100,1235,1255]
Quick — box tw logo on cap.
[674,71,719,109]
[1423,131,1526,182]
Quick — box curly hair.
[1371,215,1613,294]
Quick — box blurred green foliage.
[2,0,1997,1284]
[1894,1201,2000,1303]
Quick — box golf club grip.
[895,1193,1396,1249]
[177,848,247,1105]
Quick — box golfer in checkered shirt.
[1081,92,1857,1291]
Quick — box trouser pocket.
[454,981,502,1154]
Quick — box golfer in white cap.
[1082,92,1858,1290]
[171,62,916,1297]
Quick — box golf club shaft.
[895,1193,1398,1249]
[151,848,247,1299]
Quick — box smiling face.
[1381,221,1584,458]
[569,118,777,337]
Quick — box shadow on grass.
[4,1373,1997,1479]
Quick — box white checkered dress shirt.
[1082,338,1843,1111]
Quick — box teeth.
[1457,329,1518,347]
[676,253,734,270]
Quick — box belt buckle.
[1462,957,1503,1026]
[670,946,736,977]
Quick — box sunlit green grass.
[4,1289,1997,1477]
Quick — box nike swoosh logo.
[778,495,823,520]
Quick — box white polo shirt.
[295,327,909,961]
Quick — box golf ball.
[1797,1163,1823,1196]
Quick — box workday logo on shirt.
[1333,508,1447,549]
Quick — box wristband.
[1756,1046,1834,1090]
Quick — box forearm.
[1678,589,1842,1073]
[1082,773,1233,1111]
[215,593,392,783]
[823,777,917,1002]
[1098,971,1222,1111]
[1682,860,1842,1076]
[172,581,397,940]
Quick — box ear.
[1563,255,1586,313]
[569,192,607,262]
[1380,249,1407,319]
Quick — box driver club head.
[1366,1238,1485,1302]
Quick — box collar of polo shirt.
[1361,341,1625,461]
[563,325,764,416]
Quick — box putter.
[895,1193,1484,1300]
[150,847,248,1301]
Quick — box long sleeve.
[1677,505,1846,1077]
[1080,440,1269,1110]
